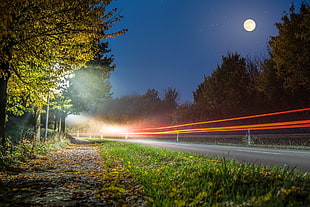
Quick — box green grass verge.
[78,136,310,150]
[94,139,309,206]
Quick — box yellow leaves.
[12,187,30,192]
[174,199,186,207]
[168,187,182,197]
[1,0,124,115]
[0,144,119,205]
[249,192,273,205]
[65,184,80,189]
[277,186,301,199]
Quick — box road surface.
[109,139,310,172]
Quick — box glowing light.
[106,126,127,135]
[243,19,256,31]
[68,108,310,137]
[128,120,310,135]
[133,108,310,132]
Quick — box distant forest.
[5,2,310,140]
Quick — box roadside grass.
[181,142,310,150]
[79,136,310,150]
[94,139,310,206]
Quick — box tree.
[259,59,287,111]
[51,42,115,134]
[193,53,254,120]
[66,42,114,114]
[142,89,162,117]
[162,87,179,112]
[172,102,194,124]
[93,88,179,127]
[161,87,180,124]
[266,2,310,109]
[0,0,125,148]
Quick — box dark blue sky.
[107,0,305,103]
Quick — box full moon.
[243,19,256,32]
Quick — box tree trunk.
[58,115,62,133]
[0,75,9,151]
[31,108,41,155]
[61,113,66,134]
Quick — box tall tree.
[0,0,125,148]
[66,42,114,114]
[193,53,253,120]
[162,87,179,112]
[142,89,163,119]
[266,2,310,109]
[161,87,180,124]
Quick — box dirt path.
[0,143,146,206]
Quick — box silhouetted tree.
[94,88,181,126]
[142,89,162,117]
[162,87,179,111]
[264,2,310,109]
[193,53,253,120]
[172,102,195,124]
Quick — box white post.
[125,127,128,139]
[247,129,251,145]
[176,131,179,142]
[44,95,50,141]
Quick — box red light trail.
[132,107,310,132]
[126,108,310,135]
[68,108,310,137]
[128,120,310,135]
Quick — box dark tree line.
[93,88,179,127]
[192,53,262,120]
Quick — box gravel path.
[0,143,147,206]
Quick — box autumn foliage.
[0,0,124,149]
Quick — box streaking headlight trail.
[127,108,310,135]
[68,108,310,137]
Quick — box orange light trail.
[68,108,310,137]
[132,107,310,132]
[128,120,310,135]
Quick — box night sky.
[107,0,305,103]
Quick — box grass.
[78,136,310,150]
[93,139,310,206]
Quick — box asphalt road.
[110,139,310,172]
